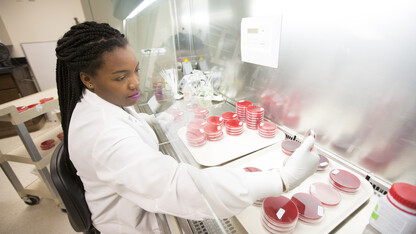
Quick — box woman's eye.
[115,76,126,81]
[135,68,140,73]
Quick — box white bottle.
[369,182,416,234]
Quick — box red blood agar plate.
[262,196,299,226]
[243,167,262,172]
[309,182,341,206]
[57,132,64,141]
[207,116,224,125]
[39,97,54,103]
[318,154,329,170]
[329,169,361,192]
[27,103,39,109]
[291,192,325,223]
[222,112,238,121]
[16,106,28,112]
[40,139,55,150]
[281,140,301,156]
[236,100,252,107]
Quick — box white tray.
[224,143,374,234]
[177,125,285,167]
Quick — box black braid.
[55,21,128,153]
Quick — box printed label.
[276,208,285,220]
[320,162,328,167]
[317,206,324,216]
[310,185,316,194]
[332,169,339,175]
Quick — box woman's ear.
[80,72,94,89]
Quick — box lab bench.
[0,88,62,207]
[135,97,383,234]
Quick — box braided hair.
[56,21,128,152]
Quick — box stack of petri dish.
[40,139,55,150]
[291,193,325,224]
[39,97,54,104]
[57,132,64,141]
[194,107,209,119]
[16,106,28,112]
[246,105,264,130]
[186,119,207,147]
[309,182,341,206]
[221,112,238,124]
[225,119,244,136]
[262,196,299,233]
[207,116,224,126]
[203,123,224,141]
[258,121,278,138]
[317,154,329,171]
[236,100,252,122]
[329,169,361,193]
[243,167,264,206]
[281,140,301,156]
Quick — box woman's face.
[85,45,141,107]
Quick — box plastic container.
[369,183,416,234]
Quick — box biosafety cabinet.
[124,0,416,233]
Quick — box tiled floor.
[0,121,76,234]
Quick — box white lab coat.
[68,89,283,234]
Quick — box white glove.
[137,113,158,125]
[155,112,175,131]
[279,136,320,191]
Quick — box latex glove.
[279,136,320,191]
[137,113,158,126]
[155,112,175,131]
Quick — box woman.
[56,21,319,233]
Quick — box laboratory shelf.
[0,88,63,207]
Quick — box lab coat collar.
[82,88,132,113]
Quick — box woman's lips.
[129,92,141,99]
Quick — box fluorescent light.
[126,0,158,19]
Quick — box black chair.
[50,142,100,234]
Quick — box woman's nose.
[129,76,140,90]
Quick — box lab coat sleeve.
[91,125,283,220]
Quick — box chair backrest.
[50,142,97,233]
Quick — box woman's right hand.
[279,136,320,191]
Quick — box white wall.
[0,0,85,57]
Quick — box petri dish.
[207,116,224,126]
[291,192,325,223]
[222,112,238,121]
[329,169,361,193]
[318,154,329,171]
[57,132,64,141]
[262,196,299,226]
[243,167,262,172]
[16,106,28,112]
[281,140,301,156]
[309,182,341,206]
[40,139,55,150]
[236,100,252,107]
[39,97,54,103]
